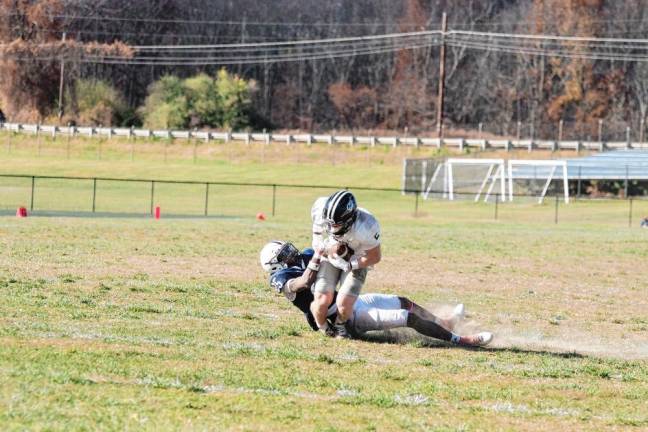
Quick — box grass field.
[0,134,647,431]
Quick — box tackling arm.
[285,248,325,293]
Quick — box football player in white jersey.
[310,190,382,338]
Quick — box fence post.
[529,121,534,152]
[193,130,198,164]
[625,165,629,198]
[558,119,563,142]
[516,121,521,146]
[494,193,499,220]
[554,195,559,224]
[641,118,646,144]
[626,126,631,149]
[130,126,135,161]
[37,123,41,157]
[30,176,35,211]
[92,178,97,212]
[577,166,582,199]
[66,122,71,159]
[150,181,155,215]
[414,193,419,216]
[598,119,603,144]
[629,198,633,228]
[272,184,277,216]
[204,183,209,216]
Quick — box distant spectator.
[641,217,648,228]
[0,109,5,124]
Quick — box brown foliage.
[534,0,617,132]
[383,0,433,131]
[328,82,377,129]
[0,0,132,122]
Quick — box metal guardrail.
[3,122,648,152]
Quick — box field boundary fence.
[0,174,646,227]
[3,122,648,153]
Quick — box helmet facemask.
[260,241,300,273]
[324,211,357,237]
[274,242,300,267]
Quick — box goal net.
[508,160,569,204]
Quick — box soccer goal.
[401,158,440,195]
[429,158,506,202]
[507,160,569,204]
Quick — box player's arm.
[310,197,328,250]
[285,248,325,293]
[354,244,381,269]
[347,223,381,270]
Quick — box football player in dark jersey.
[259,241,493,346]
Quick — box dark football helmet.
[322,190,358,236]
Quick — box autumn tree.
[328,82,377,130]
[382,0,433,132]
[0,0,131,123]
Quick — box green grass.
[0,135,647,430]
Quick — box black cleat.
[333,322,351,339]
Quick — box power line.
[0,11,416,28]
[9,28,648,65]
[81,42,439,66]
[132,30,439,50]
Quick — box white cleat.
[453,303,466,321]
[475,331,493,346]
[448,303,465,330]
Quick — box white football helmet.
[259,241,300,273]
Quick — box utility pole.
[436,13,447,139]
[57,32,67,121]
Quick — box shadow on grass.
[360,329,586,359]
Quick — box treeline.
[1,0,648,140]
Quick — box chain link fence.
[1,174,647,228]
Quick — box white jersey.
[311,196,381,256]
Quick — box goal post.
[507,160,569,204]
[446,158,506,202]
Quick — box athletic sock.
[318,322,330,334]
[450,334,461,344]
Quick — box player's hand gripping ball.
[328,242,353,261]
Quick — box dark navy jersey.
[269,248,337,331]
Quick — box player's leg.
[350,305,492,346]
[334,268,367,338]
[398,297,464,330]
[311,261,340,335]
[407,312,492,346]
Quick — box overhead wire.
[7,27,648,65]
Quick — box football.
[328,242,353,260]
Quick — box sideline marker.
[16,207,27,218]
[256,212,266,221]
[155,206,161,220]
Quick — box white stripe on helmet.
[327,190,348,221]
